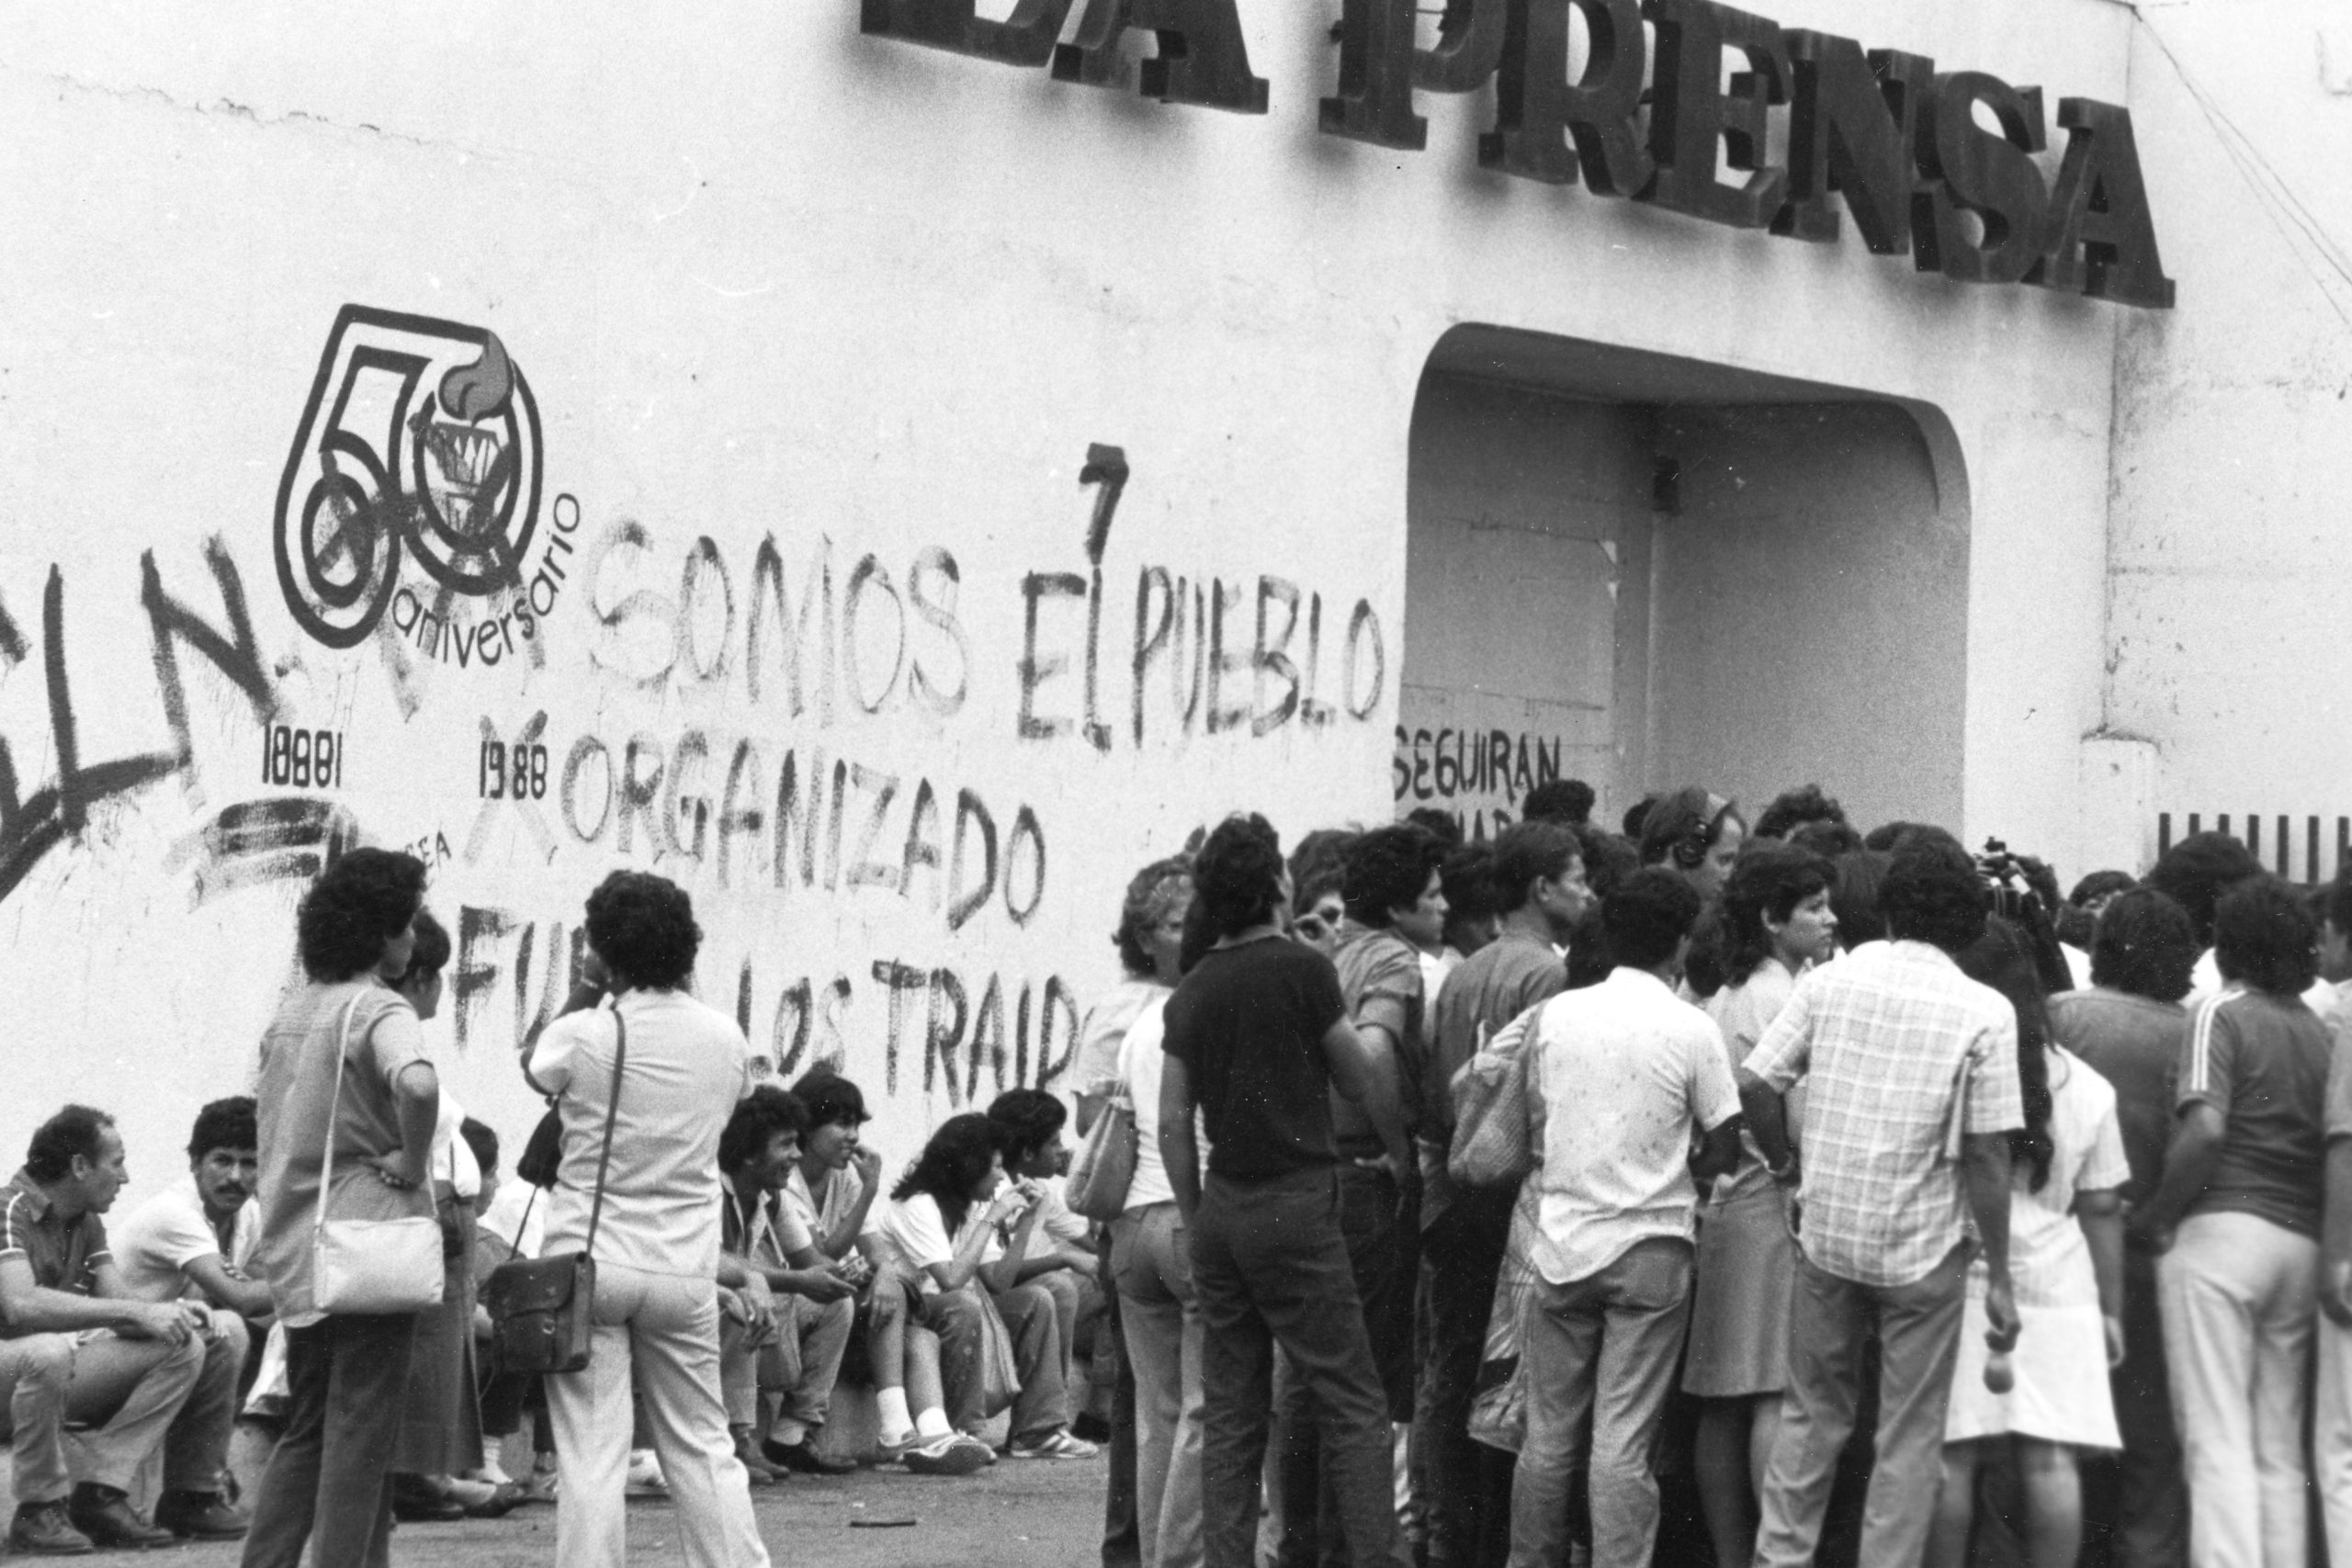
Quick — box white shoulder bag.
[311,994,447,1314]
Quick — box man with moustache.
[1,1105,248,1553]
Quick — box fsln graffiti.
[275,306,548,653]
[0,542,280,906]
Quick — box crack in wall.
[24,65,511,163]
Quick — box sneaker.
[520,1466,560,1506]
[65,1484,174,1550]
[153,1488,251,1541]
[467,1458,515,1487]
[625,1450,670,1498]
[899,1434,990,1476]
[1007,1427,1100,1460]
[7,1502,93,1556]
[764,1438,856,1476]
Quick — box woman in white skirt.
[1928,920,2130,1568]
[1686,845,1838,1568]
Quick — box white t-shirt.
[1526,967,1742,1285]
[526,989,755,1279]
[1016,1179,1091,1262]
[430,1083,481,1201]
[113,1177,257,1304]
[782,1162,884,1258]
[880,1191,1001,1294]
[2186,947,2336,1018]
[480,1178,546,1261]
[1121,1000,1176,1211]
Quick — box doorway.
[1400,324,1970,838]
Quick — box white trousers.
[2314,1311,2352,1565]
[547,1264,771,1568]
[2158,1211,2315,1568]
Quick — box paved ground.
[0,1444,1112,1565]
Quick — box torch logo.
[274,307,543,649]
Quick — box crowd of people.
[4,782,2350,1568]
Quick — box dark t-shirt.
[1162,935,1348,1182]
[2176,987,2333,1237]
[2049,987,2185,1206]
[1330,924,1427,1159]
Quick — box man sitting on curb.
[718,1088,858,1482]
[1,1105,248,1553]
[114,1098,273,1410]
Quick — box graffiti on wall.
[4,305,1393,1147]
[0,543,284,906]
[274,308,552,659]
[1390,724,1566,841]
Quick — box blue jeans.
[1192,1168,1396,1568]
[1506,1237,1693,1568]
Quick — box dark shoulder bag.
[481,1010,627,1375]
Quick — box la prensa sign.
[862,0,2174,310]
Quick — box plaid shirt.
[1745,942,2023,1287]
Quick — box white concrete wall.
[1651,401,1966,834]
[2108,0,2352,876]
[1,0,2138,1203]
[1402,381,1652,832]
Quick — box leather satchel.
[311,995,446,1314]
[481,1009,627,1375]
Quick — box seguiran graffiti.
[0,304,1394,1168]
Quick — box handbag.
[1067,1004,1150,1222]
[311,995,447,1314]
[974,1286,1023,1417]
[1068,1100,1137,1223]
[481,1009,628,1375]
[1447,1005,1544,1190]
[514,1103,563,1189]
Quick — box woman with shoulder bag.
[1100,863,1204,1568]
[525,873,770,1568]
[243,849,441,1568]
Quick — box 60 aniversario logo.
[274,306,549,657]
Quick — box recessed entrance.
[1399,324,1972,837]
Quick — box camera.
[1975,838,2041,922]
